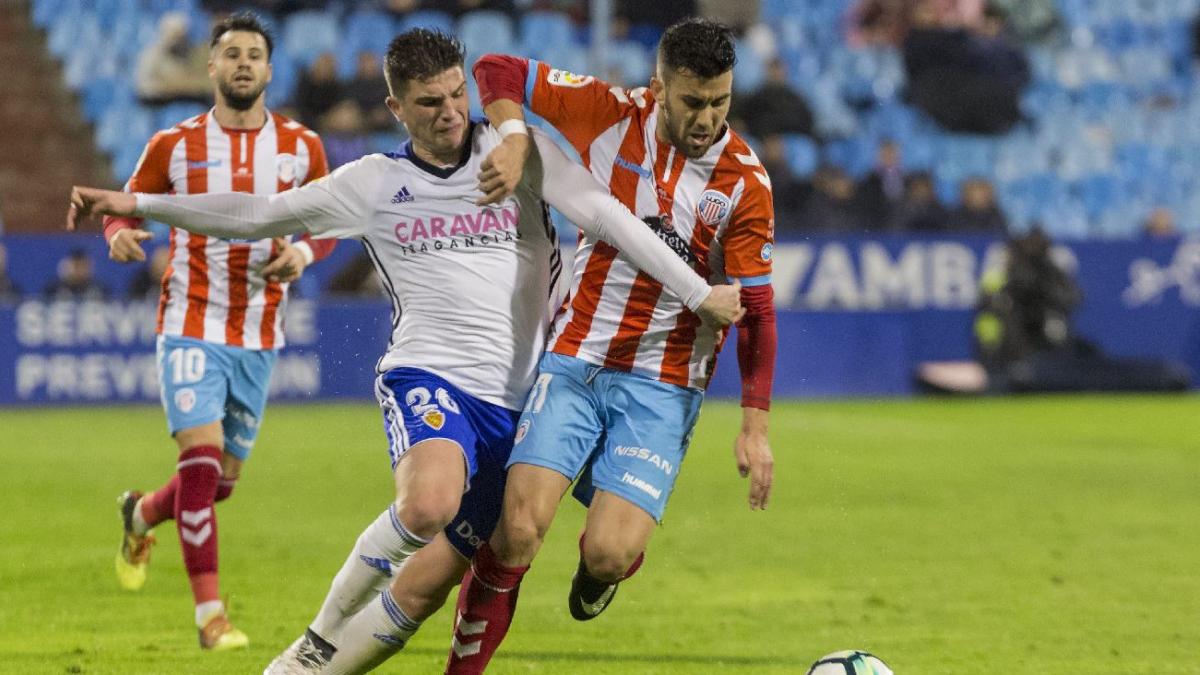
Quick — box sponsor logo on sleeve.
[697,190,732,226]
[547,68,594,88]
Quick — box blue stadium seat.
[783,134,819,178]
[458,11,515,58]
[519,11,576,58]
[342,9,397,75]
[605,41,652,87]
[399,10,455,35]
[282,10,340,66]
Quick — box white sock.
[195,599,224,628]
[323,589,422,675]
[309,505,430,644]
[132,497,151,536]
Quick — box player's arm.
[528,128,743,327]
[473,54,629,205]
[103,131,176,262]
[264,134,337,282]
[723,174,778,511]
[69,157,382,241]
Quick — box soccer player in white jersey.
[101,12,335,651]
[446,19,778,673]
[68,28,743,675]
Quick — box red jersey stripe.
[181,119,210,339]
[554,117,646,357]
[603,139,687,371]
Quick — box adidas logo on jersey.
[391,186,415,204]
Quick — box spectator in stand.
[320,100,371,170]
[345,52,394,133]
[43,248,109,301]
[757,135,808,226]
[856,139,907,228]
[698,0,760,35]
[889,171,948,232]
[729,58,815,141]
[136,12,211,106]
[1141,207,1179,239]
[794,166,867,233]
[295,52,344,131]
[949,177,1007,233]
[903,0,1030,134]
[127,246,171,300]
[0,241,21,303]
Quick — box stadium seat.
[783,134,820,178]
[458,11,515,58]
[519,11,576,59]
[399,10,455,35]
[282,10,340,66]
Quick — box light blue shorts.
[156,335,277,460]
[508,352,704,522]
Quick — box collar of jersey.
[398,121,477,179]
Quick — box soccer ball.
[806,650,893,675]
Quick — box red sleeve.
[736,284,776,410]
[103,130,178,242]
[473,53,530,107]
[474,53,635,155]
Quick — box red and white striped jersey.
[526,61,775,389]
[121,110,329,349]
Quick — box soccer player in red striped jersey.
[446,19,777,672]
[104,12,336,651]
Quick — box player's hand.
[697,282,745,327]
[67,186,136,231]
[734,426,773,510]
[476,134,531,206]
[107,228,155,263]
[261,237,307,283]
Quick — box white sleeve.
[134,156,383,240]
[527,129,712,312]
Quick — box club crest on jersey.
[547,68,594,88]
[514,419,532,445]
[697,190,731,225]
[276,153,297,184]
[422,409,445,430]
[761,242,773,262]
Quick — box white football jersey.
[283,122,562,410]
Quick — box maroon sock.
[139,474,180,528]
[215,476,237,503]
[445,542,529,674]
[175,445,222,604]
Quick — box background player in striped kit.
[102,12,335,651]
[446,18,778,673]
[67,28,743,675]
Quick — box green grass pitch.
[2,396,1197,674]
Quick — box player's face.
[209,31,272,112]
[652,68,733,159]
[387,66,470,164]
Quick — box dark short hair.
[210,11,273,58]
[385,29,465,95]
[657,18,737,79]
